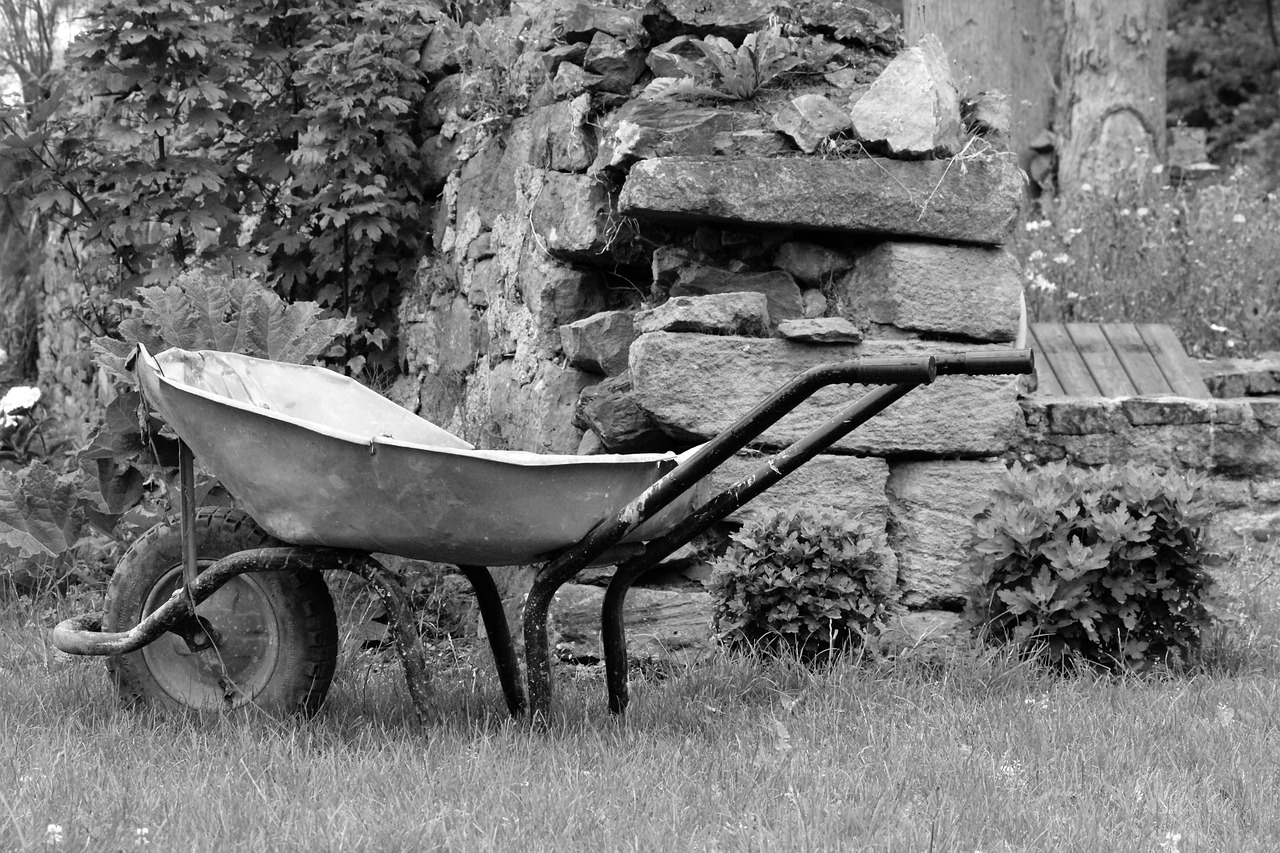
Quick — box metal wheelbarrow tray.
[53,343,1034,722]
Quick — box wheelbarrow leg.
[522,567,562,720]
[601,560,656,715]
[457,565,525,717]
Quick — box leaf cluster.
[0,0,446,376]
[709,509,895,659]
[644,26,842,101]
[964,462,1224,671]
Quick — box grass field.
[1,549,1278,853]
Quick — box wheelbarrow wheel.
[104,507,339,717]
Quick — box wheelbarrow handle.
[934,348,1035,377]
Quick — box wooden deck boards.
[1029,322,1211,399]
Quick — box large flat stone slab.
[706,453,890,528]
[630,333,1024,456]
[618,153,1025,245]
[838,242,1023,341]
[887,459,1007,607]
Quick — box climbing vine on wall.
[0,0,448,375]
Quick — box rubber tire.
[104,507,339,717]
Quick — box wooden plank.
[1065,322,1139,396]
[1100,322,1175,395]
[1030,323,1099,396]
[1027,325,1066,395]
[1137,324,1212,399]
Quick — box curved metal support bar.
[458,565,526,717]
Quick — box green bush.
[964,462,1223,671]
[709,510,895,659]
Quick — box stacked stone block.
[398,0,1030,659]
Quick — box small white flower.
[1152,164,1165,175]
[1136,206,1150,218]
[1159,831,1183,853]
[1233,213,1247,224]
[46,824,64,845]
[0,385,40,414]
[1031,274,1057,293]
[1028,249,1046,262]
[135,827,151,846]
[1228,339,1236,349]
[1052,253,1072,266]
[1066,291,1080,300]
[1024,221,1041,232]
[1210,323,1229,333]
[1120,207,1132,217]
[1080,182,1093,192]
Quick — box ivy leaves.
[1,0,448,376]
[965,462,1224,671]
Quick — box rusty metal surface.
[133,345,708,566]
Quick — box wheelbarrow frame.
[53,348,1034,722]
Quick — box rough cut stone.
[668,265,803,323]
[963,90,1012,145]
[486,358,593,453]
[792,0,903,53]
[712,129,793,157]
[878,611,970,658]
[850,34,965,157]
[802,289,827,318]
[777,317,864,344]
[888,459,1007,607]
[634,293,770,336]
[400,291,485,377]
[574,373,670,452]
[549,583,713,662]
[592,100,738,172]
[561,3,648,46]
[559,310,637,376]
[1199,355,1280,398]
[583,32,647,94]
[773,94,853,154]
[837,242,1023,342]
[630,333,1025,455]
[644,0,777,39]
[553,62,601,99]
[456,98,593,229]
[773,241,855,286]
[529,171,637,264]
[707,453,890,529]
[619,153,1025,245]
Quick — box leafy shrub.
[644,26,843,101]
[709,510,895,659]
[964,462,1223,671]
[0,0,445,376]
[1012,166,1280,358]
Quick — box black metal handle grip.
[934,349,1035,377]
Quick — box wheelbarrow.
[52,343,1034,722]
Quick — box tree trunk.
[1055,0,1166,196]
[905,0,1065,172]
[908,0,1165,196]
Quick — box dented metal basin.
[132,345,707,566]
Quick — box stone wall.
[1014,391,1280,544]
[399,0,1030,661]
